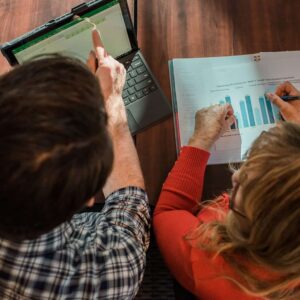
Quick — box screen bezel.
[1,0,138,66]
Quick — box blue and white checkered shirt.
[0,187,150,299]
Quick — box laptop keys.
[135,79,153,91]
[136,66,146,74]
[127,87,135,95]
[128,79,135,87]
[129,70,137,77]
[129,95,137,102]
[122,90,129,98]
[136,91,144,99]
[122,53,157,107]
[132,60,143,68]
[135,73,150,83]
[132,55,140,61]
[143,88,150,95]
[124,97,130,105]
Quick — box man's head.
[0,56,113,240]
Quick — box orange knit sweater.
[153,146,266,300]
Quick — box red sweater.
[153,146,264,300]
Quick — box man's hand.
[87,29,145,195]
[87,29,126,99]
[266,81,300,124]
[87,29,128,132]
[188,104,235,151]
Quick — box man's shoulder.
[70,186,150,251]
[0,187,150,299]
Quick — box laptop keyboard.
[122,53,157,106]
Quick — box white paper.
[171,51,300,164]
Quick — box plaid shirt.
[0,187,150,300]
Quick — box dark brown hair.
[0,56,113,240]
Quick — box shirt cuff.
[103,186,150,249]
[105,186,147,201]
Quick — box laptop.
[0,0,171,135]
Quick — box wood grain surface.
[135,0,300,203]
[0,0,299,204]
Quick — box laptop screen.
[12,0,133,63]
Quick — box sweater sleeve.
[154,146,210,214]
[153,146,210,294]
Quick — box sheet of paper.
[171,51,300,164]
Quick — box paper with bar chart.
[169,52,300,164]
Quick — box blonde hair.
[188,122,300,299]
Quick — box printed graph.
[219,95,281,130]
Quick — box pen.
[280,95,300,101]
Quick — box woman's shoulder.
[196,193,230,223]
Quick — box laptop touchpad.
[129,90,170,128]
[126,109,140,133]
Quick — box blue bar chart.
[254,108,262,125]
[172,50,300,165]
[239,100,249,128]
[259,97,269,124]
[219,94,280,130]
[245,96,256,126]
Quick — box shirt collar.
[0,221,73,256]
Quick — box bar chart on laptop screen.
[14,2,132,63]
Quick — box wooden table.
[1,0,299,204]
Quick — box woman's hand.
[266,81,300,124]
[188,104,235,151]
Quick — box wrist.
[105,94,122,102]
[188,135,214,151]
[105,95,129,134]
[108,120,130,139]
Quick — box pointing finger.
[86,50,97,73]
[92,29,106,61]
[92,28,104,48]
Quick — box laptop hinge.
[71,3,88,15]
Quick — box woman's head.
[228,122,300,271]
[192,122,300,299]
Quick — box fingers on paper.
[220,103,234,119]
[275,81,299,96]
[219,104,235,127]
[226,115,236,127]
[226,103,234,115]
[266,93,292,114]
